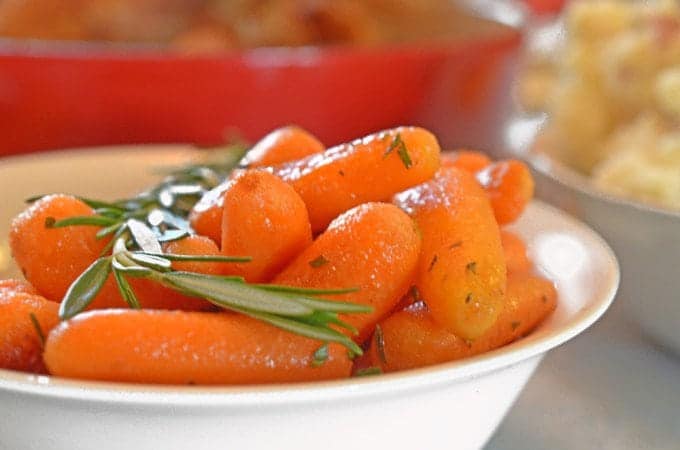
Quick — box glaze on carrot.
[44,310,352,384]
[441,150,491,174]
[240,125,324,167]
[366,273,557,372]
[219,170,312,282]
[274,202,421,343]
[274,127,441,232]
[0,290,59,373]
[393,167,507,340]
[477,160,534,225]
[9,195,110,303]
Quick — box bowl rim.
[528,150,680,220]
[0,195,619,408]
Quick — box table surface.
[486,297,680,450]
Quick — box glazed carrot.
[240,125,325,167]
[0,278,37,296]
[128,235,222,311]
[9,194,109,303]
[0,290,59,373]
[219,170,312,282]
[189,126,322,244]
[189,180,231,246]
[366,273,557,372]
[274,127,441,232]
[44,310,352,384]
[501,230,532,275]
[441,150,491,174]
[393,167,507,340]
[274,202,421,343]
[477,160,534,225]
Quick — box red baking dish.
[0,24,521,156]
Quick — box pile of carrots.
[0,126,556,385]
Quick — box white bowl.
[505,115,680,355]
[0,147,618,450]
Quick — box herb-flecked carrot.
[240,125,324,167]
[393,167,507,340]
[274,202,421,343]
[9,195,110,303]
[366,273,557,372]
[441,150,491,174]
[0,289,59,373]
[501,230,532,275]
[44,310,352,384]
[477,160,534,225]
[219,170,312,282]
[274,127,441,232]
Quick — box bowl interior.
[0,146,619,405]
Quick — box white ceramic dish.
[506,115,680,355]
[0,147,618,450]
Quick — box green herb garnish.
[28,313,46,348]
[309,255,329,268]
[354,367,383,377]
[383,133,412,169]
[374,324,387,364]
[310,343,330,367]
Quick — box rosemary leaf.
[156,229,190,243]
[112,257,153,277]
[290,295,372,314]
[310,343,330,367]
[127,253,172,272]
[159,272,315,316]
[60,257,112,320]
[96,223,123,240]
[141,252,251,263]
[127,219,162,253]
[255,284,360,296]
[112,268,141,309]
[354,367,383,377]
[28,313,46,348]
[46,215,118,228]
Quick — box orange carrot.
[393,167,507,340]
[477,160,534,225]
[9,194,109,303]
[274,202,421,343]
[441,150,491,174]
[240,125,324,167]
[0,290,59,373]
[219,170,312,282]
[501,230,532,275]
[274,127,441,232]
[189,181,232,246]
[367,273,557,372]
[44,310,352,384]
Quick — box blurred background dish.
[0,0,525,157]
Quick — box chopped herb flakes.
[311,343,330,367]
[383,133,413,169]
[309,255,329,268]
[511,321,521,331]
[354,367,383,377]
[374,325,387,364]
[465,293,472,304]
[466,261,477,274]
[428,254,439,272]
[29,313,45,348]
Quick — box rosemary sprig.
[34,143,247,249]
[60,230,369,356]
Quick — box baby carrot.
[501,230,532,275]
[441,150,491,174]
[367,273,557,372]
[189,181,232,246]
[394,167,507,340]
[274,202,421,343]
[0,290,59,373]
[477,160,534,225]
[44,310,352,385]
[219,170,312,282]
[190,126,322,244]
[240,125,325,167]
[9,194,109,303]
[274,127,441,232]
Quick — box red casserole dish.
[0,22,521,156]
